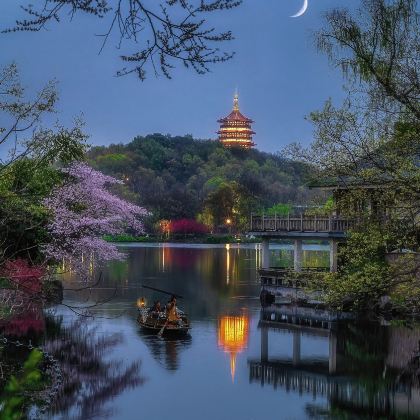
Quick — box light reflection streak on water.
[225,243,230,285]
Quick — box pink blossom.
[43,162,148,274]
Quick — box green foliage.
[96,153,132,173]
[88,134,314,231]
[28,122,88,166]
[0,350,44,420]
[103,234,154,243]
[0,160,63,261]
[0,278,11,288]
[205,235,235,244]
[264,203,292,217]
[307,196,335,216]
[0,165,52,260]
[0,305,11,319]
[312,226,392,313]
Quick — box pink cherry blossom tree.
[43,162,148,274]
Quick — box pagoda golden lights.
[217,315,250,382]
[217,93,255,149]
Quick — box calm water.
[48,243,420,420]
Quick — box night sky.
[0,1,355,153]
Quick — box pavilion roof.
[218,109,253,124]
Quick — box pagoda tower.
[217,93,255,149]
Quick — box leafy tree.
[0,64,87,173]
[4,0,242,80]
[0,63,88,261]
[286,0,420,315]
[0,161,59,261]
[312,225,393,314]
[204,181,239,228]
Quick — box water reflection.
[217,314,250,382]
[45,316,144,419]
[138,330,192,371]
[249,305,420,419]
[56,244,420,419]
[225,244,230,285]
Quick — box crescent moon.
[291,0,308,18]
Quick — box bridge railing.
[250,214,353,233]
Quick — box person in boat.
[150,300,162,320]
[166,296,181,324]
[151,300,162,313]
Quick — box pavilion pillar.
[261,326,268,363]
[261,238,270,269]
[293,239,303,272]
[329,331,337,374]
[292,331,301,366]
[329,239,338,273]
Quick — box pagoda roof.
[218,109,253,124]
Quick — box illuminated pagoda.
[217,93,255,149]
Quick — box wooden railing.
[250,214,353,233]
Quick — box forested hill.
[88,134,314,229]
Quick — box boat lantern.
[137,297,146,308]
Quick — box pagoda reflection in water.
[218,314,250,382]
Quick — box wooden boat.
[137,308,191,335]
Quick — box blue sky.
[0,1,355,153]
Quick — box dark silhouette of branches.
[44,316,145,419]
[4,0,242,80]
[0,63,88,175]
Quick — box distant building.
[217,93,255,149]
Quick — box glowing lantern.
[218,315,249,382]
[137,297,147,308]
[159,219,171,238]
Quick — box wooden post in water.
[329,239,338,272]
[261,238,270,269]
[329,331,337,374]
[261,326,268,363]
[294,239,303,272]
[292,331,301,366]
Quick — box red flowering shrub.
[0,260,46,337]
[1,259,44,294]
[1,312,45,337]
[170,219,208,235]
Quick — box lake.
[47,243,420,419]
